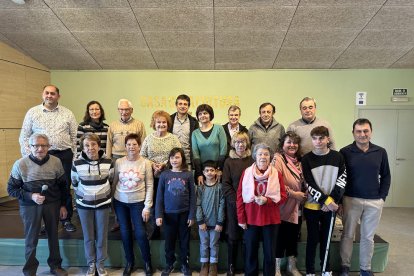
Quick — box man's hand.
[187,219,194,227]
[327,201,339,212]
[60,206,68,220]
[31,193,45,205]
[156,218,163,226]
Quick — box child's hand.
[238,223,247,230]
[321,204,329,212]
[187,219,194,227]
[214,225,223,233]
[199,223,207,231]
[156,218,163,226]
[197,176,204,185]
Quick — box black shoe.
[181,264,192,276]
[63,221,76,232]
[161,265,174,276]
[123,263,134,276]
[110,222,120,232]
[340,265,350,276]
[144,262,153,276]
[50,267,68,276]
[39,225,46,236]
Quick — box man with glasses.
[106,98,146,232]
[9,133,69,276]
[19,84,78,232]
[287,97,336,156]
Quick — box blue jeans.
[199,228,220,263]
[113,199,151,264]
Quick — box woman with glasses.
[77,101,109,156]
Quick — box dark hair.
[176,94,191,106]
[43,84,59,94]
[310,126,330,137]
[353,118,372,132]
[80,133,101,151]
[196,104,214,121]
[83,100,106,123]
[278,131,301,159]
[259,102,275,113]
[150,110,172,130]
[124,133,142,146]
[167,148,188,171]
[202,160,217,171]
[299,97,317,109]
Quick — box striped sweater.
[76,121,109,156]
[71,151,114,209]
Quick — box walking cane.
[322,211,336,274]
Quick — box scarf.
[242,163,281,204]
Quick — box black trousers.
[49,149,73,222]
[244,224,279,276]
[163,211,190,266]
[304,208,335,274]
[275,220,300,258]
[20,201,62,276]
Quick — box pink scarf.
[242,163,281,204]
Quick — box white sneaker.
[85,263,95,276]
[322,272,333,276]
[305,274,315,276]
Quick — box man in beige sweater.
[106,99,146,159]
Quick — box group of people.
[7,84,391,276]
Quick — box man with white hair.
[8,133,69,276]
[106,99,146,159]
[106,99,146,232]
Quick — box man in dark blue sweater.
[339,119,391,276]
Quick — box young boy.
[196,161,225,276]
[302,126,347,276]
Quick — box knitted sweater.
[140,132,182,165]
[113,156,154,210]
[155,170,196,220]
[106,118,146,158]
[76,121,109,155]
[71,151,113,209]
[8,154,68,206]
[248,118,285,152]
[191,124,227,177]
[287,117,336,156]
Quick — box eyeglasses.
[118,108,131,112]
[30,144,50,149]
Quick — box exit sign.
[393,88,408,96]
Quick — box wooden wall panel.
[0,42,50,198]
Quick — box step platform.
[0,200,388,272]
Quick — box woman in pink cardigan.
[273,131,306,276]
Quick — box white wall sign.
[356,91,367,105]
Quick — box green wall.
[51,69,414,149]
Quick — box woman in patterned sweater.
[140,110,182,238]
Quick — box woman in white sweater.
[113,133,154,276]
